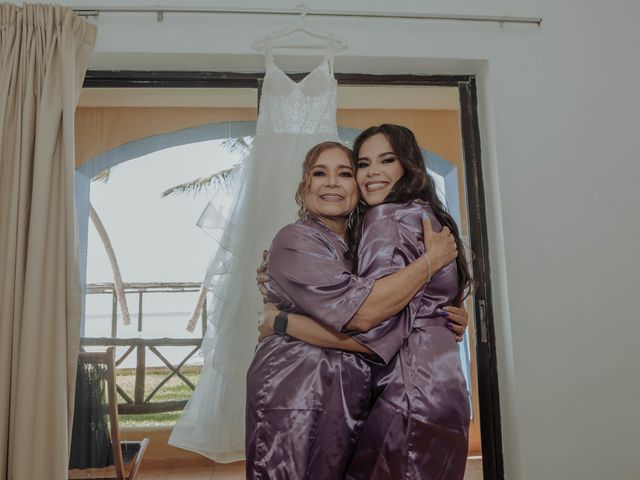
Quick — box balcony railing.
[82,282,206,415]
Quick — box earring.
[347,210,356,229]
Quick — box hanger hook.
[294,3,309,19]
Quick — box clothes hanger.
[251,4,348,52]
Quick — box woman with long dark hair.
[260,125,472,479]
[245,140,463,479]
[346,124,472,479]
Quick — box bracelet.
[422,252,432,282]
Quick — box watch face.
[274,312,288,334]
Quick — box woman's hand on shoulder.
[422,217,458,275]
[258,302,279,341]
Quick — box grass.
[116,365,201,428]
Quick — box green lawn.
[116,365,201,427]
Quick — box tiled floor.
[464,457,484,480]
[138,458,484,479]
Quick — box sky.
[85,139,244,340]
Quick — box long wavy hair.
[347,124,473,304]
[295,141,355,218]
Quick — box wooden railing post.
[84,282,205,414]
[111,291,118,338]
[138,290,143,332]
[135,343,146,405]
[80,337,202,414]
[201,296,207,337]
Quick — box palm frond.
[93,169,112,184]
[221,136,252,155]
[161,166,239,198]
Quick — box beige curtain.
[0,4,96,479]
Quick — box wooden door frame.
[83,70,504,480]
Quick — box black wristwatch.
[273,311,289,336]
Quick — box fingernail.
[441,311,450,318]
[447,322,454,328]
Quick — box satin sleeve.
[352,207,439,364]
[267,225,375,333]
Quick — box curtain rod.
[73,6,542,26]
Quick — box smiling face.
[356,133,405,206]
[301,147,358,229]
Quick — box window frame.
[80,70,504,480]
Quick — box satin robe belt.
[412,315,449,329]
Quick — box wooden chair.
[69,347,149,480]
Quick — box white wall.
[58,1,640,478]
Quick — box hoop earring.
[347,210,356,229]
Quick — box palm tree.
[89,136,252,332]
[90,171,131,326]
[160,166,237,198]
[160,136,251,198]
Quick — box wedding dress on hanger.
[169,48,340,462]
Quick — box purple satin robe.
[245,215,375,479]
[346,199,470,480]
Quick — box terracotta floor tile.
[211,462,244,479]
[141,457,483,479]
[137,469,167,480]
[165,466,215,480]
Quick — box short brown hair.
[295,141,354,218]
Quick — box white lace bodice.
[256,58,337,135]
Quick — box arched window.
[75,120,472,425]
